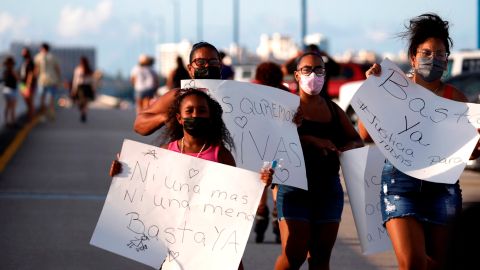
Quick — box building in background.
[155,40,192,78]
[256,33,299,61]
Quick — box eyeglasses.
[191,58,221,67]
[417,49,449,61]
[298,65,326,76]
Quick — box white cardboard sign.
[340,146,392,255]
[182,79,308,190]
[91,140,265,270]
[351,58,480,183]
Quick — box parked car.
[444,71,480,103]
[446,50,480,78]
[327,62,369,98]
[234,65,257,82]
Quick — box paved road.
[1,107,479,270]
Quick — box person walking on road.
[251,61,289,244]
[274,52,363,270]
[19,47,36,121]
[71,56,95,123]
[130,54,158,114]
[2,56,19,128]
[166,56,190,90]
[362,13,480,270]
[34,42,61,121]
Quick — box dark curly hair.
[399,13,453,58]
[189,42,220,63]
[164,88,235,151]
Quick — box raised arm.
[133,89,178,135]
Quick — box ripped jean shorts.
[380,161,462,226]
[276,175,344,224]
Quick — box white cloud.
[57,0,113,38]
[129,22,147,39]
[0,12,14,33]
[366,30,389,43]
[0,12,29,35]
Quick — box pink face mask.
[299,73,325,95]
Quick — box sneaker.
[80,114,87,123]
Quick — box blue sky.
[0,0,477,76]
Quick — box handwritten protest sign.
[181,79,307,190]
[340,146,392,254]
[351,58,480,183]
[91,140,265,270]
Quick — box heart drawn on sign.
[189,168,199,178]
[168,250,180,261]
[184,79,196,89]
[234,116,248,128]
[275,168,290,183]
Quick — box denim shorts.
[276,175,344,224]
[380,161,462,226]
[135,88,156,99]
[39,85,58,97]
[2,87,18,101]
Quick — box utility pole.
[233,0,239,46]
[173,0,180,42]
[197,0,203,42]
[301,0,307,48]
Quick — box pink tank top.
[167,140,220,162]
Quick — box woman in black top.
[19,48,36,121]
[2,56,19,127]
[274,52,363,270]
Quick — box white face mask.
[299,73,325,95]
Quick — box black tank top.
[297,100,345,190]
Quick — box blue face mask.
[415,57,446,82]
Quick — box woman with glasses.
[274,52,363,270]
[134,42,222,135]
[363,13,480,270]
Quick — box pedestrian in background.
[363,13,480,270]
[19,47,36,121]
[219,51,235,79]
[71,56,95,123]
[2,56,19,128]
[130,54,158,114]
[166,56,190,90]
[133,42,222,135]
[274,52,363,270]
[251,61,289,244]
[34,42,61,121]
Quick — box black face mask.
[193,66,221,79]
[182,117,211,137]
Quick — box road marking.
[0,191,106,201]
[0,115,40,172]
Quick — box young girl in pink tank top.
[110,88,273,270]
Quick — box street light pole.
[173,0,180,42]
[197,0,203,42]
[233,0,239,47]
[301,0,307,48]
